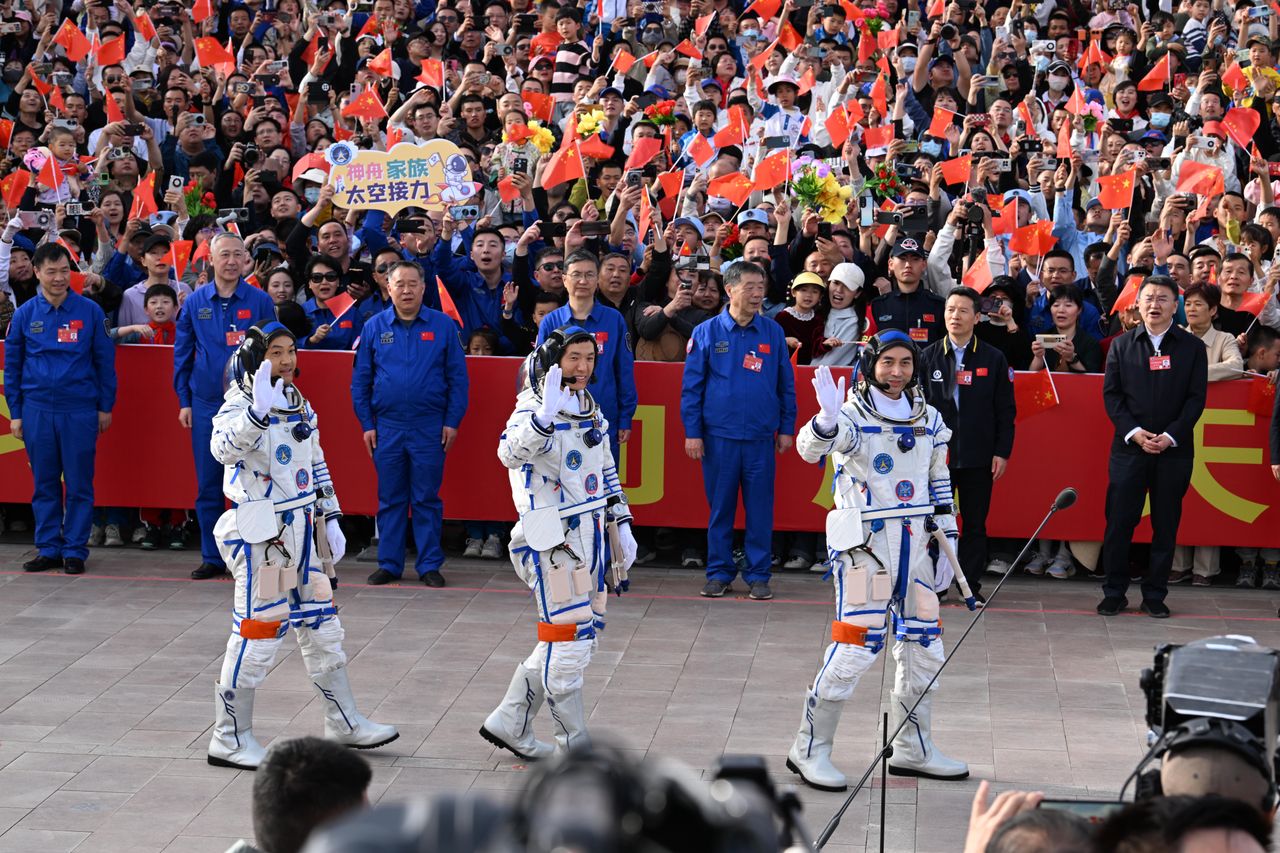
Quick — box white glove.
[535,364,574,430]
[618,521,638,571]
[326,518,346,565]
[812,365,846,434]
[250,361,274,419]
[2,218,19,240]
[932,535,956,593]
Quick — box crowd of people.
[2,0,1280,596]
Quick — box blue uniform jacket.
[356,292,391,324]
[432,241,511,351]
[301,298,363,350]
[4,291,117,419]
[351,305,470,432]
[680,310,797,441]
[536,303,638,432]
[173,281,276,408]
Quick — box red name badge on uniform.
[421,331,434,341]
[743,352,763,372]
[909,327,929,342]
[594,331,608,353]
[57,327,78,343]
[1149,355,1171,371]
[956,370,973,385]
[226,330,245,346]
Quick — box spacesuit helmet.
[224,321,297,396]
[524,325,598,395]
[858,330,920,394]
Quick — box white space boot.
[547,690,589,753]
[313,668,400,749]
[480,663,554,760]
[786,689,848,791]
[208,684,267,770]
[887,691,968,780]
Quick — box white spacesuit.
[207,323,398,771]
[481,328,637,759]
[786,332,969,792]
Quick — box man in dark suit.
[921,287,1016,604]
[1098,276,1208,619]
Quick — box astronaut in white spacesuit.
[786,330,971,792]
[207,322,398,770]
[480,327,638,759]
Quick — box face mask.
[641,29,661,45]
[1150,111,1171,128]
[675,70,687,85]
[1035,54,1050,72]
[901,56,917,73]
[921,139,942,157]
[504,241,517,265]
[740,29,759,42]
[304,187,320,204]
[2,68,20,84]
[1047,74,1070,91]
[1023,28,1037,41]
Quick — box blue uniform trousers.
[375,423,446,577]
[192,398,227,567]
[25,408,98,561]
[701,435,775,585]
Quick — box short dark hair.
[1047,284,1082,308]
[1042,248,1076,270]
[467,327,500,351]
[144,283,177,304]
[1095,795,1272,851]
[32,243,73,269]
[1183,282,1222,310]
[724,260,766,288]
[1246,323,1280,357]
[472,226,505,245]
[693,99,718,116]
[534,246,563,267]
[1223,251,1255,277]
[1139,274,1180,299]
[987,808,1093,853]
[947,286,982,312]
[387,260,426,282]
[564,249,599,270]
[252,736,371,853]
[305,256,341,278]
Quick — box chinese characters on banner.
[325,139,478,214]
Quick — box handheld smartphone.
[580,221,612,237]
[541,221,567,239]
[168,175,184,193]
[624,169,643,187]
[907,9,920,28]
[635,91,660,109]
[17,209,54,230]
[512,156,529,173]
[859,193,875,227]
[449,204,480,220]
[123,122,146,136]
[1037,800,1126,824]
[217,207,250,221]
[307,81,332,103]
[65,202,91,216]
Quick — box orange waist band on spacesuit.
[537,622,579,642]
[239,618,284,639]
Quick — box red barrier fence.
[0,346,1276,546]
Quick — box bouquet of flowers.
[527,120,554,154]
[791,156,854,223]
[718,221,743,260]
[864,160,905,201]
[1082,101,1106,134]
[576,109,608,138]
[644,99,677,126]
[183,180,216,219]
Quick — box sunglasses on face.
[375,263,397,273]
[539,262,563,271]
[310,272,340,282]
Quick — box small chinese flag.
[1056,117,1073,159]
[825,104,851,148]
[638,186,653,237]
[777,21,803,51]
[1137,53,1171,92]
[687,133,715,167]
[36,157,64,190]
[712,121,744,149]
[30,74,52,96]
[625,137,662,171]
[749,38,778,72]
[170,240,193,280]
[367,47,394,77]
[743,0,781,20]
[0,117,11,149]
[656,169,684,200]
[877,28,900,50]
[578,134,616,160]
[129,171,158,219]
[98,35,127,67]
[1097,169,1136,210]
[1221,107,1261,151]
[1008,220,1057,256]
[1239,290,1272,316]
[927,0,944,16]
[497,175,520,202]
[522,90,553,122]
[674,39,702,59]
[68,271,86,294]
[707,172,754,206]
[48,87,65,112]
[437,276,462,327]
[342,88,388,121]
[612,49,636,73]
[326,291,356,320]
[195,37,236,68]
[1,170,29,209]
[694,11,716,36]
[192,0,213,23]
[869,73,887,118]
[1063,88,1087,116]
[135,12,157,41]
[1013,369,1060,424]
[54,20,92,63]
[1247,375,1277,417]
[386,126,403,148]
[752,150,790,192]
[928,108,956,139]
[1221,62,1250,96]
[939,154,972,185]
[797,66,817,97]
[1077,37,1110,71]
[1111,274,1143,314]
[962,251,993,292]
[863,123,894,150]
[357,14,382,39]
[540,144,585,189]
[1176,160,1225,197]
[417,58,443,88]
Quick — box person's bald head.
[1161,746,1272,812]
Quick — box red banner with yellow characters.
[0,346,1276,546]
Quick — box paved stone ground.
[1,539,1279,853]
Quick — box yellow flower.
[576,109,607,138]
[838,185,853,200]
[529,121,554,154]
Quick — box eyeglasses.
[375,263,394,273]
[566,271,597,281]
[539,262,563,271]
[309,272,340,282]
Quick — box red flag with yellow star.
[1097,169,1136,210]
[1247,376,1277,417]
[1014,369,1059,424]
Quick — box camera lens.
[940,23,957,40]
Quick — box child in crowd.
[777,272,827,365]
[501,284,561,356]
[110,284,179,344]
[812,263,873,366]
[461,328,507,559]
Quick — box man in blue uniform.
[535,249,637,459]
[352,260,470,588]
[173,232,276,579]
[4,243,116,575]
[681,261,796,601]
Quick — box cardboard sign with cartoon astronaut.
[324,140,478,215]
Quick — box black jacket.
[920,336,1016,469]
[869,285,947,346]
[1103,324,1208,457]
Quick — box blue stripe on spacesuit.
[299,510,314,585]
[550,601,590,617]
[893,521,912,603]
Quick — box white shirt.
[1122,323,1178,447]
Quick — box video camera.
[1133,636,1280,807]
[301,746,814,852]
